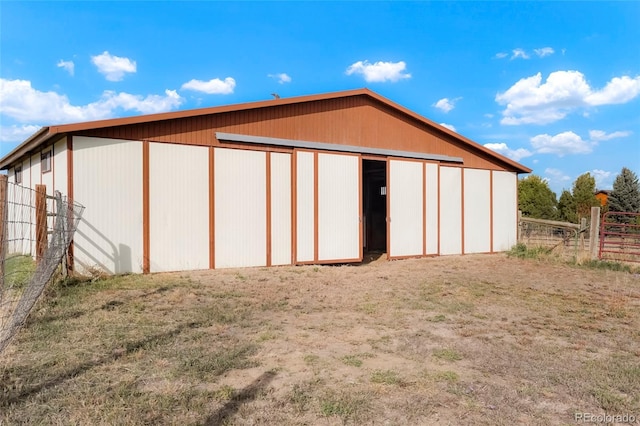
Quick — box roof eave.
[0,127,55,170]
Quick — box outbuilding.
[0,89,531,274]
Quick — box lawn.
[1,254,639,425]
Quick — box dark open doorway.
[362,159,387,253]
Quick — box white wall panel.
[270,153,292,266]
[21,158,31,190]
[30,153,41,189]
[318,153,360,261]
[149,143,209,272]
[53,139,68,197]
[41,148,54,197]
[73,136,143,274]
[492,171,517,251]
[439,167,462,255]
[215,148,266,268]
[464,169,491,253]
[389,160,423,257]
[296,151,315,262]
[425,163,439,255]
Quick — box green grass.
[370,369,402,385]
[433,348,463,362]
[4,255,36,289]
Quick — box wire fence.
[518,213,591,260]
[0,177,84,354]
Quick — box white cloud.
[590,169,613,188]
[181,77,236,94]
[545,168,571,182]
[433,97,460,113]
[511,48,530,60]
[91,51,137,82]
[496,71,640,125]
[531,131,592,156]
[534,47,554,58]
[345,60,411,83]
[268,73,291,84]
[589,129,631,141]
[528,129,631,157]
[57,60,75,76]
[0,124,41,143]
[584,76,640,105]
[483,142,533,162]
[495,52,508,59]
[439,123,456,132]
[0,78,182,124]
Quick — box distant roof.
[0,88,532,173]
[595,189,612,195]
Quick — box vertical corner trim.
[142,141,150,274]
[266,151,272,267]
[209,147,215,269]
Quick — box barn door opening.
[362,159,387,254]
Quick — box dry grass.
[1,254,639,425]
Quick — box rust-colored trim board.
[291,150,297,264]
[437,164,441,255]
[422,162,427,256]
[313,152,319,263]
[358,156,363,261]
[209,147,215,269]
[489,170,494,253]
[461,168,465,255]
[386,158,391,260]
[266,152,272,267]
[142,141,150,274]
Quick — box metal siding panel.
[317,153,359,260]
[270,152,292,265]
[440,167,462,255]
[53,139,67,196]
[30,153,41,188]
[464,169,491,253]
[296,151,315,262]
[21,158,31,189]
[389,160,423,257]
[492,171,517,251]
[214,148,267,268]
[425,163,439,255]
[73,136,144,274]
[149,143,209,272]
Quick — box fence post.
[35,184,47,264]
[579,217,587,252]
[590,207,600,260]
[0,175,7,290]
[517,210,522,243]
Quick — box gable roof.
[0,88,532,173]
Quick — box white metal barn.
[0,89,531,274]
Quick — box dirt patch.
[2,254,639,424]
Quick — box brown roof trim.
[0,88,532,173]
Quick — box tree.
[518,175,557,219]
[557,189,577,223]
[571,172,600,220]
[608,167,640,223]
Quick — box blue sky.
[1,1,638,195]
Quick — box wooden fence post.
[590,207,601,260]
[35,184,47,264]
[579,217,587,252]
[517,210,522,243]
[0,175,7,290]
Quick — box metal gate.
[598,212,640,263]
